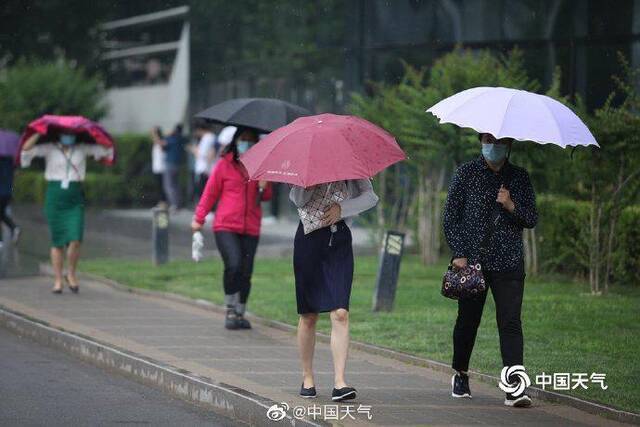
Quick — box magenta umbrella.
[17,115,116,165]
[240,113,406,187]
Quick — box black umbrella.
[194,98,311,133]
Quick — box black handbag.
[441,168,512,300]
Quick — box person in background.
[191,127,272,330]
[150,126,167,208]
[21,132,114,293]
[0,155,20,248]
[189,122,217,200]
[443,132,538,408]
[152,124,185,211]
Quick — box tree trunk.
[531,227,539,274]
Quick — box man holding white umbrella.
[430,86,598,408]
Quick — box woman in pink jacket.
[191,127,272,330]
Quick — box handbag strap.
[478,164,514,259]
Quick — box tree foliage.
[0,60,107,132]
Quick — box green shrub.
[0,60,106,131]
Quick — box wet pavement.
[0,275,626,426]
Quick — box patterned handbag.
[441,194,501,300]
[441,262,486,300]
[297,181,348,234]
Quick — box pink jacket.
[194,153,272,236]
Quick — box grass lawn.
[81,255,640,413]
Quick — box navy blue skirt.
[293,220,354,314]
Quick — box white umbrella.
[426,87,598,148]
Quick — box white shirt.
[21,143,114,182]
[152,143,166,174]
[194,132,216,175]
[217,126,237,145]
[289,179,379,228]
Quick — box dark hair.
[193,119,210,131]
[222,126,258,161]
[174,124,183,135]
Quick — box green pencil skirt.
[44,181,85,248]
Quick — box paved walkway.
[0,275,628,426]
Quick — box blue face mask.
[482,143,508,163]
[237,140,251,154]
[60,134,77,146]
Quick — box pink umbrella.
[240,113,406,187]
[17,115,116,165]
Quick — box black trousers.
[452,267,525,372]
[0,195,16,240]
[214,231,259,304]
[194,173,208,201]
[154,173,166,203]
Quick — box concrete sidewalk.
[0,275,629,426]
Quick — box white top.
[194,132,216,175]
[151,143,166,174]
[289,179,379,227]
[21,143,114,182]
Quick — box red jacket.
[194,153,272,236]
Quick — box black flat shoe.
[51,287,63,294]
[332,386,356,402]
[300,383,317,399]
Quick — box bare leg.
[330,308,350,388]
[50,247,64,291]
[66,241,81,288]
[297,313,318,388]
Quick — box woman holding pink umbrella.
[19,115,115,294]
[240,113,405,401]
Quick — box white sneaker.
[504,394,532,407]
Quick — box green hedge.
[535,195,639,286]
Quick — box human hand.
[496,185,515,212]
[191,220,203,233]
[452,257,468,270]
[321,203,342,226]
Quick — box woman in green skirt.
[21,132,113,293]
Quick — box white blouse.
[21,143,114,182]
[289,179,379,227]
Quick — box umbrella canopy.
[17,115,116,165]
[0,130,20,157]
[194,98,311,133]
[427,87,598,148]
[239,113,406,187]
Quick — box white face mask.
[237,140,252,154]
